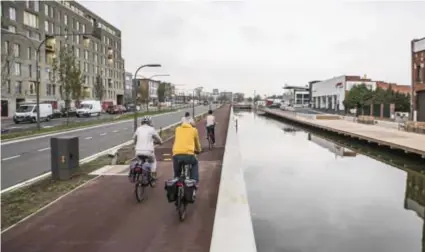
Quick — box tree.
[1,43,15,96]
[94,74,104,101]
[253,95,262,102]
[343,84,373,111]
[157,82,166,103]
[52,46,83,125]
[247,97,253,102]
[137,80,149,110]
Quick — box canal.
[233,110,425,252]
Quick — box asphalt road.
[1,105,216,190]
[0,105,189,134]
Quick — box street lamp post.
[132,64,162,131]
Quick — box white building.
[148,80,158,99]
[311,75,376,111]
[282,85,310,107]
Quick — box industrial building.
[412,37,425,121]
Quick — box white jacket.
[133,125,162,154]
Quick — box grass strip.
[1,155,111,230]
[1,109,176,141]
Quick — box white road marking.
[1,109,186,146]
[42,125,55,128]
[123,128,128,130]
[37,147,50,152]
[84,137,93,140]
[100,133,107,136]
[2,155,21,161]
[112,130,119,133]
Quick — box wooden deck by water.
[260,108,425,157]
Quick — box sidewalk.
[1,105,231,252]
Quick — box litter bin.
[50,137,79,180]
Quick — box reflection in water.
[308,133,357,158]
[236,111,425,252]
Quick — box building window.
[52,84,56,95]
[14,63,21,76]
[9,7,16,21]
[44,4,49,15]
[29,82,35,95]
[24,11,39,28]
[82,24,85,33]
[28,64,32,77]
[27,47,32,60]
[64,14,68,25]
[34,0,39,12]
[8,25,16,33]
[46,84,51,95]
[84,50,88,60]
[76,21,79,31]
[7,80,11,94]
[45,20,49,32]
[84,62,88,71]
[13,43,20,57]
[75,48,80,58]
[15,81,22,94]
[4,41,9,54]
[25,0,30,8]
[76,36,80,44]
[418,65,423,83]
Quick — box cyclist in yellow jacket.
[172,122,202,186]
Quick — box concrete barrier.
[210,107,257,252]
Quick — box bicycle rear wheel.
[135,180,145,203]
[177,187,186,221]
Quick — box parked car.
[107,105,126,114]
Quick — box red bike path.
[2,105,231,252]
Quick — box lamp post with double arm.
[132,64,162,131]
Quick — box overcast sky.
[80,0,425,96]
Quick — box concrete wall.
[210,108,257,252]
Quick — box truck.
[13,103,53,124]
[76,100,102,117]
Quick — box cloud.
[79,0,425,95]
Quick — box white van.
[13,103,53,124]
[76,100,102,117]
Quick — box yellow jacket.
[172,123,202,155]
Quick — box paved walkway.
[1,105,231,252]
[261,108,425,156]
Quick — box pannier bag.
[183,179,197,203]
[164,178,178,202]
[128,160,143,183]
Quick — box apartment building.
[1,0,125,117]
[412,37,425,121]
[135,78,159,103]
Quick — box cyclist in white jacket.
[133,116,163,180]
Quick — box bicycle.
[207,129,214,150]
[133,155,155,203]
[173,154,201,221]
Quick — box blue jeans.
[172,154,199,182]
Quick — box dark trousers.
[173,154,199,182]
[206,125,215,144]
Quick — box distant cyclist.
[132,116,162,180]
[205,110,216,144]
[181,111,195,126]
